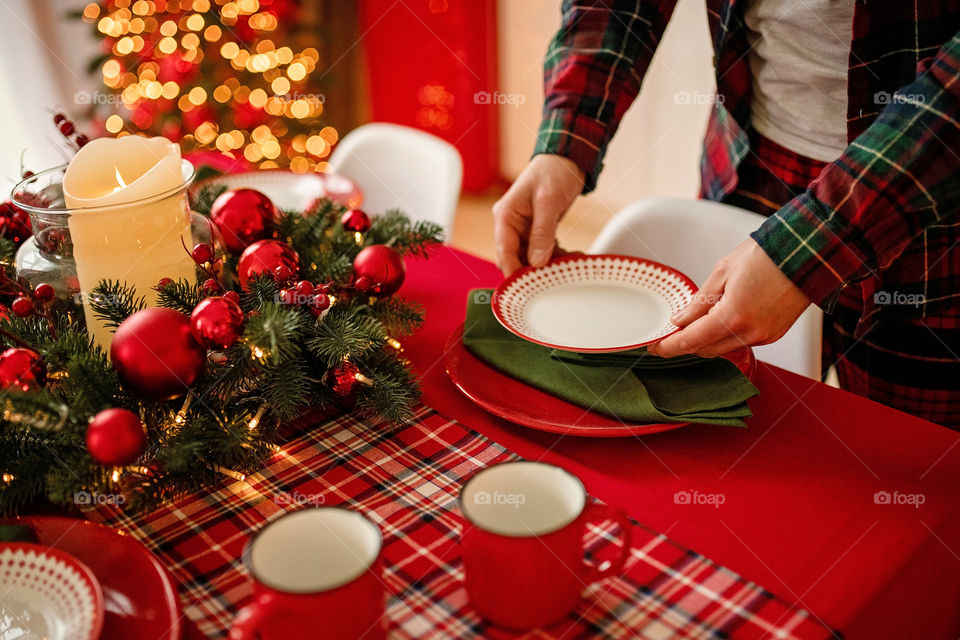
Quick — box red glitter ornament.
[330,361,360,396]
[340,209,371,233]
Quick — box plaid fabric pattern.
[535,1,960,427]
[721,132,960,429]
[84,406,836,639]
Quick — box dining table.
[78,245,960,640]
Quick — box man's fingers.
[689,336,751,359]
[671,260,728,327]
[649,306,739,358]
[492,195,526,275]
[526,193,563,268]
[494,217,523,275]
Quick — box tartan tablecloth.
[85,406,836,639]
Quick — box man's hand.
[493,154,585,275]
[647,239,812,358]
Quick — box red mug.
[460,461,632,630]
[230,508,386,640]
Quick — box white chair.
[328,123,463,238]
[590,196,822,379]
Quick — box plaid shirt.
[536,0,960,335]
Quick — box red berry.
[58,121,75,137]
[354,275,372,293]
[310,293,330,312]
[53,113,66,125]
[191,243,214,265]
[295,280,314,297]
[224,291,240,305]
[278,288,296,305]
[75,134,90,148]
[157,277,174,288]
[203,278,221,294]
[11,296,33,317]
[316,283,332,295]
[21,170,33,179]
[272,264,292,284]
[33,283,55,302]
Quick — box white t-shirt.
[743,0,855,162]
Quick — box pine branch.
[155,278,203,314]
[89,280,146,330]
[365,209,444,256]
[307,305,387,364]
[368,297,425,336]
[190,183,227,216]
[243,303,305,364]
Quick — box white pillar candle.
[62,136,196,352]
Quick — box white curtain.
[0,0,100,184]
[497,0,715,210]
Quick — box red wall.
[357,0,500,192]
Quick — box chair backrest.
[328,123,463,238]
[590,197,822,379]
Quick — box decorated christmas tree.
[78,0,336,172]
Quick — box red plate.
[444,324,756,437]
[7,516,182,640]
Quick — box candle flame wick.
[114,167,128,190]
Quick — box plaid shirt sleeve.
[752,30,960,311]
[534,0,679,192]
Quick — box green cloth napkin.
[462,290,758,427]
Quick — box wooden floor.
[448,193,618,262]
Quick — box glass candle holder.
[10,160,213,351]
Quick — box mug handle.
[580,503,633,583]
[229,592,278,640]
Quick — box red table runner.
[402,246,960,640]
[86,407,834,639]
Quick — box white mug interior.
[461,462,586,536]
[246,508,381,593]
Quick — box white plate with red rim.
[209,170,362,211]
[492,254,697,353]
[0,542,105,640]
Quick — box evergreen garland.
[0,183,442,514]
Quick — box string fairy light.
[214,465,247,482]
[247,405,266,430]
[80,0,334,171]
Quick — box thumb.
[672,266,727,327]
[526,193,564,268]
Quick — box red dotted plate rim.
[0,542,105,640]
[492,254,699,353]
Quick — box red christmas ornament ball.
[111,308,206,401]
[33,283,55,303]
[330,361,360,396]
[210,188,277,253]
[237,240,300,291]
[11,296,33,317]
[0,348,45,391]
[86,408,146,466]
[190,296,244,349]
[341,209,371,233]
[352,245,406,295]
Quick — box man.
[493,1,960,428]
